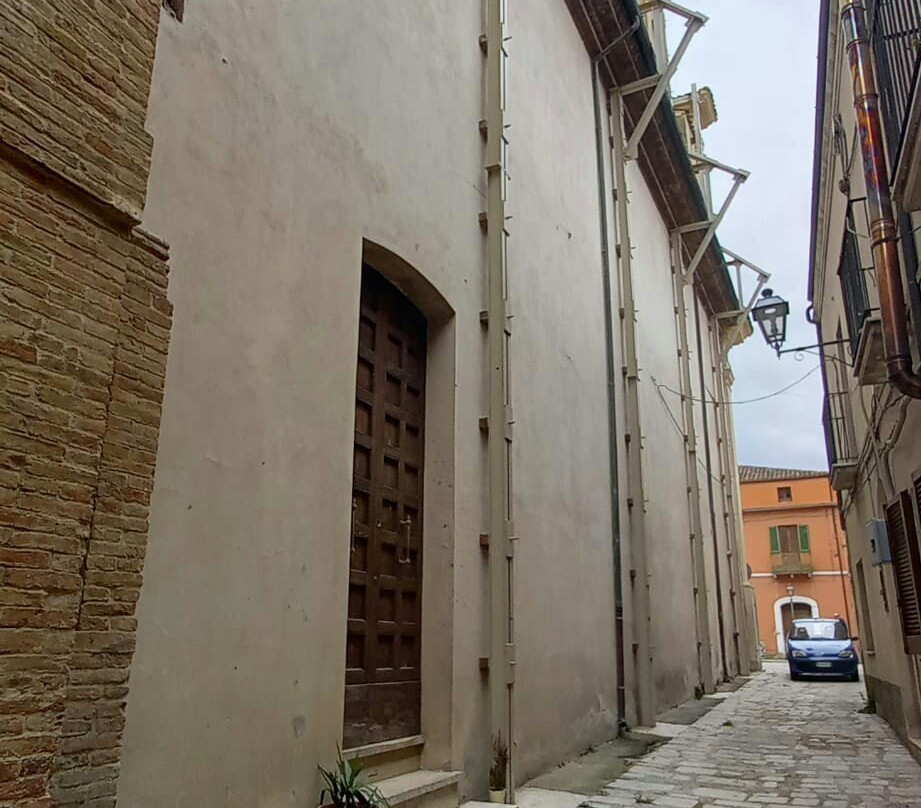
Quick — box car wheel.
[789,670,801,681]
[849,670,860,683]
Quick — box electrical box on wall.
[868,519,892,565]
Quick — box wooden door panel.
[344,266,426,749]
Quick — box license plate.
[816,662,832,669]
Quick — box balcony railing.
[838,201,877,356]
[868,0,921,167]
[823,390,859,491]
[772,551,814,576]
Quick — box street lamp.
[752,288,789,354]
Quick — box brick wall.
[0,0,160,219]
[0,1,168,805]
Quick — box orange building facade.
[740,467,855,656]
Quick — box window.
[769,525,809,554]
[885,491,921,654]
[778,486,792,502]
[163,0,184,20]
[790,620,848,641]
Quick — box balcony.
[869,0,921,210]
[837,200,885,385]
[772,551,814,576]
[823,391,859,491]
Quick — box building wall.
[117,1,754,805]
[628,163,699,711]
[0,2,171,806]
[811,0,921,748]
[741,475,853,655]
[118,0,632,803]
[0,3,757,806]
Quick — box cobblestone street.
[591,662,921,808]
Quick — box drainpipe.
[592,53,629,736]
[692,294,728,680]
[842,1,921,399]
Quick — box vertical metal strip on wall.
[483,0,515,797]
[670,234,715,694]
[610,91,656,725]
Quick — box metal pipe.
[715,358,749,675]
[592,54,628,734]
[841,1,921,398]
[710,341,742,677]
[612,89,656,726]
[672,233,715,694]
[484,0,514,797]
[692,294,728,679]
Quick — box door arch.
[773,595,818,654]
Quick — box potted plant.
[488,733,509,803]
[319,749,388,808]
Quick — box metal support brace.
[717,248,770,356]
[679,164,747,285]
[624,2,706,160]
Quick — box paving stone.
[603,662,921,807]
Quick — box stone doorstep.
[378,769,463,806]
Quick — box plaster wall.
[120,0,632,804]
[686,289,736,683]
[627,163,699,711]
[507,0,620,781]
[121,2,485,805]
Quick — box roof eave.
[564,0,739,315]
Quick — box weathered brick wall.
[0,0,161,219]
[0,156,171,807]
[0,1,168,805]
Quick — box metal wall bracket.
[676,161,748,285]
[620,2,707,160]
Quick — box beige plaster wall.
[628,163,701,710]
[506,0,621,782]
[121,0,637,804]
[122,2,485,805]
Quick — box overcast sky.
[667,0,827,471]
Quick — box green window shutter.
[799,525,810,553]
[769,526,780,554]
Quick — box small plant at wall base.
[318,749,388,808]
[488,733,509,803]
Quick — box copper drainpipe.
[842,2,921,398]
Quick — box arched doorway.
[345,264,427,748]
[773,595,818,654]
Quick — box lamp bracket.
[774,338,850,358]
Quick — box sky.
[666,0,828,471]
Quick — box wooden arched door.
[345,266,426,748]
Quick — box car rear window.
[790,620,848,640]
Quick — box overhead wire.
[653,364,822,406]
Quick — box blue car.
[786,618,860,682]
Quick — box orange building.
[739,466,855,656]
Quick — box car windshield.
[790,620,848,641]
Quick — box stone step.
[377,769,462,808]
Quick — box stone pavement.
[585,662,921,808]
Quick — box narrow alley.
[574,663,921,808]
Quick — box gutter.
[590,16,640,735]
[808,0,832,307]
